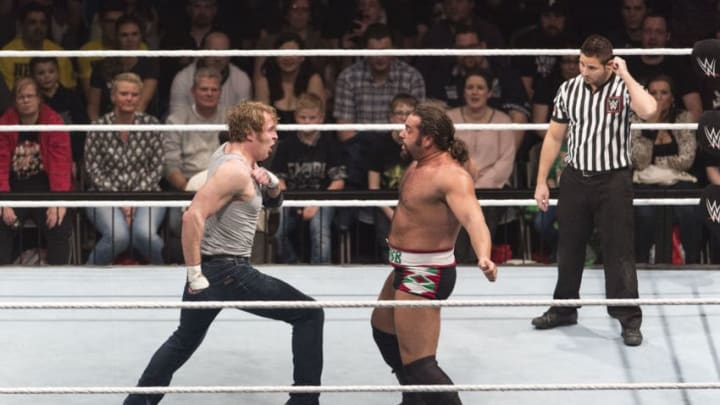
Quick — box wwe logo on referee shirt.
[705,125,720,149]
[606,96,623,114]
[707,199,720,223]
[696,57,720,78]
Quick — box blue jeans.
[124,256,324,405]
[85,207,166,265]
[634,181,702,264]
[275,207,334,264]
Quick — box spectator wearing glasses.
[0,77,73,265]
[367,93,417,262]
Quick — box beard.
[399,137,422,162]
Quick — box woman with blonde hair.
[84,72,165,265]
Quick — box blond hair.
[12,77,39,102]
[192,67,222,89]
[111,72,144,94]
[226,101,278,142]
[296,92,325,115]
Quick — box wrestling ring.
[1,45,719,404]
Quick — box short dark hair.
[580,34,614,64]
[29,57,59,74]
[641,12,669,31]
[282,0,312,16]
[364,23,392,47]
[100,0,126,17]
[462,68,494,89]
[454,24,481,41]
[646,73,675,95]
[390,93,418,111]
[273,31,305,49]
[19,2,49,23]
[115,14,144,37]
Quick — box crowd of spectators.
[0,0,719,265]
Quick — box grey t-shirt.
[200,144,261,257]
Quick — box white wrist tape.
[265,169,280,189]
[187,264,209,290]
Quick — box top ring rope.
[1,297,720,310]
[0,198,702,208]
[0,48,692,58]
[0,123,698,133]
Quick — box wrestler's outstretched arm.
[182,160,251,289]
[444,166,497,281]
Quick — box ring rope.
[0,198,701,208]
[2,297,719,310]
[0,123,698,133]
[0,382,718,395]
[0,47,693,58]
[0,43,711,399]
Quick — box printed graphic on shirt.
[12,140,43,179]
[606,96,623,114]
[287,161,328,190]
[383,164,406,190]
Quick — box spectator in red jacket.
[0,77,73,265]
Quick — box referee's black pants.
[552,165,642,329]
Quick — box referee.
[531,34,657,346]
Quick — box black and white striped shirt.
[552,73,633,172]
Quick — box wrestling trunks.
[389,245,457,300]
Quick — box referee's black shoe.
[531,309,578,329]
[621,326,643,346]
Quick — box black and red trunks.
[388,244,457,300]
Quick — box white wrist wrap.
[266,169,280,189]
[187,264,209,290]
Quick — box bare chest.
[398,167,443,210]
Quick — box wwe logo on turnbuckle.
[707,199,720,224]
[705,126,720,149]
[696,57,720,78]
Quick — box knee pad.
[372,327,403,373]
[403,356,462,405]
[372,327,427,404]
